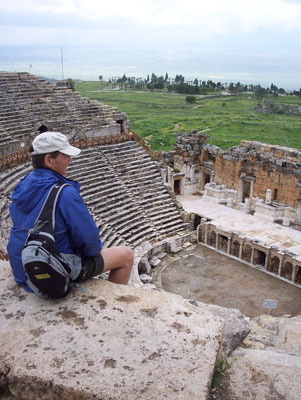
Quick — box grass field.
[75,81,301,152]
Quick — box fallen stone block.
[149,256,161,267]
[139,273,153,283]
[138,257,152,274]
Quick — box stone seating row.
[0,163,32,195]
[0,73,125,149]
[100,142,187,236]
[68,144,184,247]
[0,163,33,241]
[67,147,159,248]
[0,140,187,251]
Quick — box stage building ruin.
[163,130,301,287]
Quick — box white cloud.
[0,0,77,14]
[0,0,300,45]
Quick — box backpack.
[21,182,75,299]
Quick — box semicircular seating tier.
[0,141,189,249]
[0,72,129,157]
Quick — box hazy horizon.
[0,1,300,91]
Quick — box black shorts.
[75,253,105,282]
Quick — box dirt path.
[151,245,301,317]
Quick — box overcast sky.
[1,0,301,45]
[0,0,300,88]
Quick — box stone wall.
[257,97,301,115]
[171,131,301,210]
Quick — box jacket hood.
[11,168,80,213]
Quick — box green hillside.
[75,81,301,152]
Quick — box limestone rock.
[226,347,301,400]
[166,239,182,253]
[0,261,224,400]
[149,256,161,267]
[190,301,250,358]
[139,273,153,283]
[138,257,152,274]
[243,314,301,355]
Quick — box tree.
[151,73,157,82]
[99,75,103,81]
[255,85,267,100]
[235,82,244,93]
[175,74,184,84]
[186,95,196,104]
[228,82,235,93]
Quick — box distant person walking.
[7,131,133,292]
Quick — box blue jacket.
[7,168,102,291]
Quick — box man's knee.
[123,246,134,268]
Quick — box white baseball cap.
[31,132,81,156]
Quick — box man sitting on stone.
[7,131,133,292]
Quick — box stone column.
[297,201,301,223]
[251,247,255,264]
[216,233,219,250]
[204,225,208,245]
[266,189,272,204]
[250,180,254,200]
[239,241,244,259]
[264,251,269,269]
[278,256,284,276]
[292,264,297,283]
[227,237,231,254]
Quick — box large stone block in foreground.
[0,262,224,400]
[226,347,301,400]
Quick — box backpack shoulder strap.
[36,182,71,230]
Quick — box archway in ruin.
[218,234,228,253]
[242,244,252,263]
[230,240,240,257]
[295,266,301,284]
[253,249,266,267]
[194,215,202,230]
[173,178,182,195]
[208,231,216,247]
[281,262,293,281]
[269,256,280,274]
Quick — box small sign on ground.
[263,299,278,313]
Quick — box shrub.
[186,95,196,104]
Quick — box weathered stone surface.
[166,239,182,253]
[0,261,224,400]
[214,314,301,400]
[202,304,250,358]
[149,256,161,267]
[139,273,153,283]
[226,348,301,400]
[187,299,249,359]
[138,257,152,274]
[243,314,301,355]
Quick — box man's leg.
[101,246,133,284]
